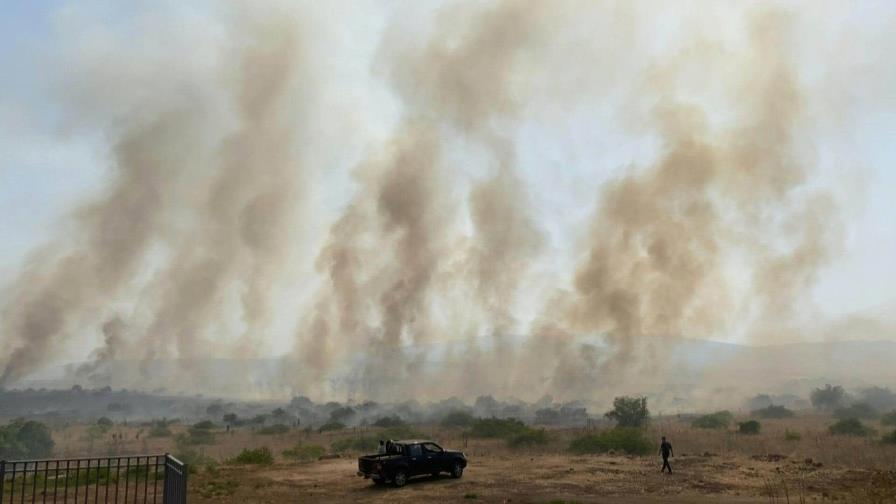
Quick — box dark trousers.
[661,456,672,473]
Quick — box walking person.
[659,436,673,473]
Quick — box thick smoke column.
[0,2,861,404]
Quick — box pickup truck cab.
[357,439,467,487]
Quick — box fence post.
[0,459,5,500]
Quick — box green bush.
[604,396,650,428]
[738,420,761,435]
[751,405,795,419]
[371,416,405,428]
[318,421,345,433]
[229,447,274,465]
[468,417,529,439]
[568,428,652,455]
[784,429,802,441]
[506,428,549,449]
[0,420,55,459]
[441,411,475,428]
[881,430,896,445]
[882,411,896,426]
[193,420,217,430]
[692,411,733,429]
[331,436,379,453]
[258,424,290,435]
[380,425,425,440]
[834,403,878,420]
[177,427,215,446]
[97,417,114,429]
[175,447,217,474]
[282,443,326,461]
[829,418,873,437]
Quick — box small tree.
[604,396,650,428]
[811,384,845,411]
[738,420,761,435]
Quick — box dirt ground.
[189,452,895,503]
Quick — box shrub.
[282,443,326,461]
[738,420,761,435]
[811,384,845,411]
[371,416,405,428]
[441,411,475,428]
[604,396,650,428]
[692,411,732,429]
[833,403,878,420]
[829,418,873,437]
[751,405,795,419]
[506,428,549,449]
[881,430,896,445]
[318,421,345,432]
[329,406,355,423]
[568,428,651,455]
[380,425,425,440]
[258,424,290,435]
[175,447,216,474]
[882,411,896,426]
[331,436,379,453]
[229,447,274,465]
[468,418,529,439]
[193,420,217,430]
[0,420,55,459]
[784,429,802,442]
[148,424,171,437]
[178,428,215,446]
[97,417,114,429]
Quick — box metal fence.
[0,454,187,504]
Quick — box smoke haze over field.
[1,1,894,405]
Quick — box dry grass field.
[42,415,896,503]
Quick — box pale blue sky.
[1,1,894,360]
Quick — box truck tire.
[450,461,464,479]
[393,470,408,487]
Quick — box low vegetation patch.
[371,416,405,428]
[257,424,290,435]
[331,436,379,453]
[318,421,345,432]
[604,396,650,428]
[692,411,733,429]
[177,427,216,445]
[879,410,896,426]
[0,419,55,459]
[834,403,878,420]
[829,418,874,437]
[468,417,530,439]
[229,446,274,465]
[882,430,896,444]
[738,420,761,435]
[193,420,217,430]
[784,429,801,441]
[197,479,239,499]
[507,428,549,448]
[441,410,475,428]
[568,428,651,455]
[751,405,795,419]
[282,443,326,461]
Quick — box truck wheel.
[393,470,408,487]
[450,462,464,479]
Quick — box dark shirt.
[660,441,673,457]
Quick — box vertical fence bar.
[73,460,80,503]
[83,459,89,504]
[52,460,59,504]
[123,458,129,504]
[42,461,49,502]
[114,458,120,504]
[31,461,38,504]
[0,459,6,503]
[152,457,158,504]
[63,461,69,503]
[142,458,149,504]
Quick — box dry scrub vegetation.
[32,412,896,503]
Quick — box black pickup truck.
[357,439,467,487]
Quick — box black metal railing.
[0,453,186,504]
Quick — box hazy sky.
[1,0,894,364]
